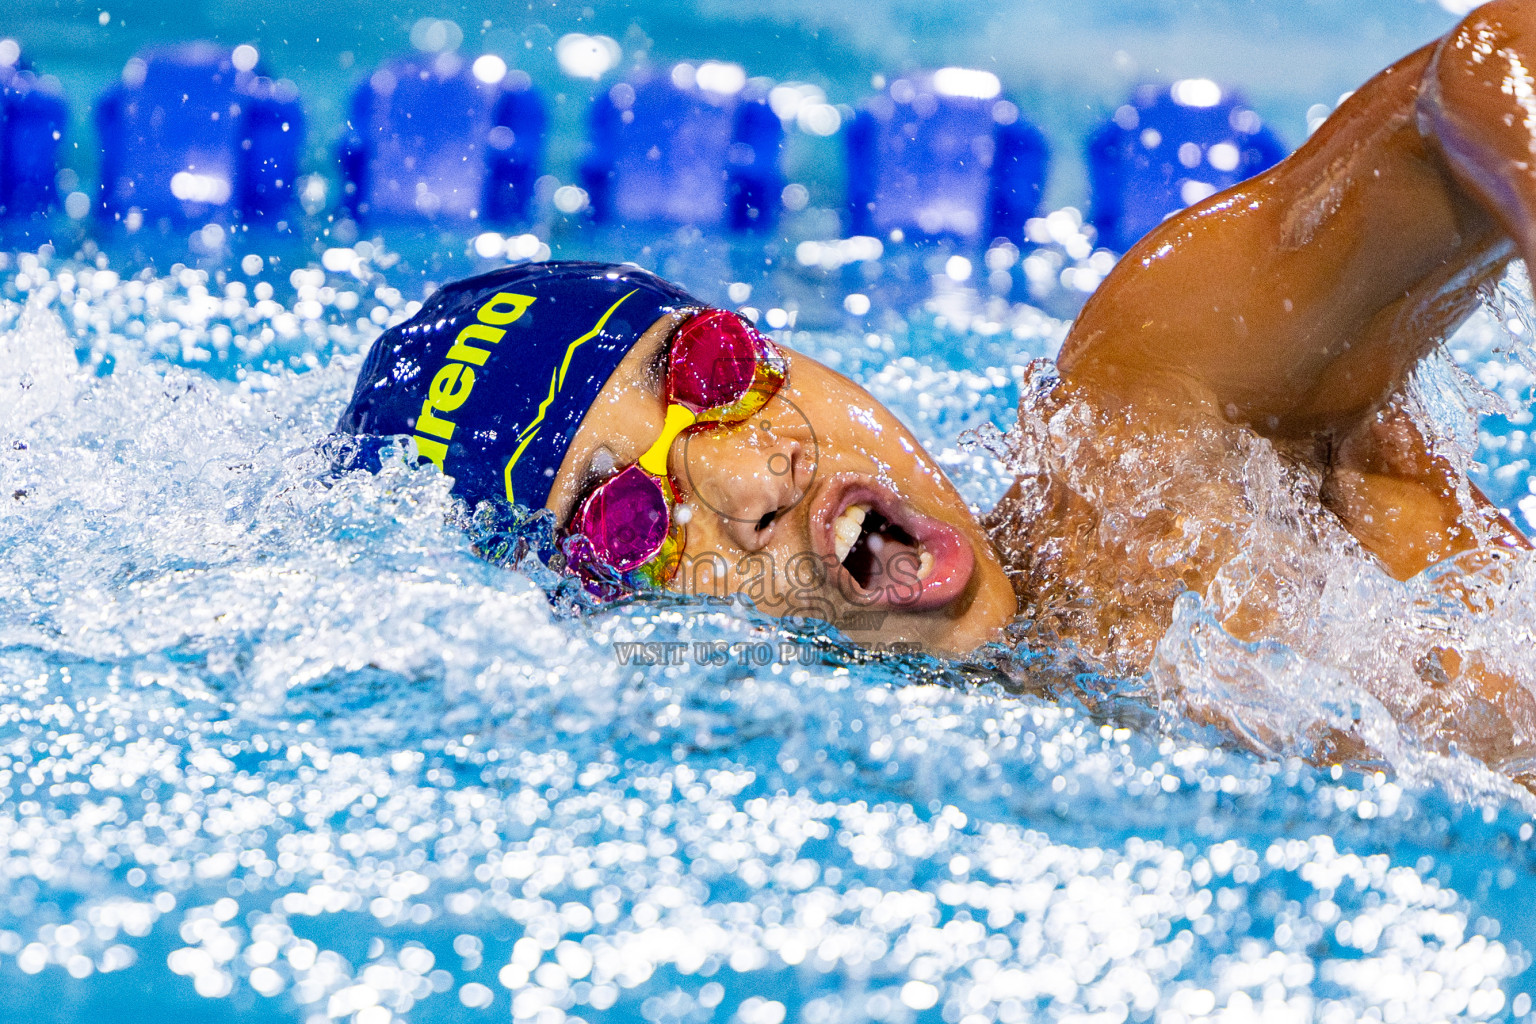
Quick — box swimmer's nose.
[678,428,810,551]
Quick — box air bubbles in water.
[230,43,258,72]
[470,53,506,84]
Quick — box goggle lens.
[575,464,672,572]
[668,309,786,422]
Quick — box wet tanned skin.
[1003,0,1536,710]
[547,2,1536,688]
[1056,1,1536,581]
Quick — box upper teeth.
[833,503,868,563]
[833,503,936,585]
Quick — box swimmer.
[343,2,1536,774]
[341,259,1016,652]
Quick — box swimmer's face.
[547,313,1018,654]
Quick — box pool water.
[1,233,1533,1023]
[4,1,1536,1022]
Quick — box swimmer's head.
[339,261,701,509]
[340,261,1016,654]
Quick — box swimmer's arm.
[1056,35,1492,434]
[1325,402,1533,743]
[1322,0,1536,736]
[1062,0,1536,578]
[1322,399,1529,582]
[1063,0,1536,429]
[1420,0,1536,268]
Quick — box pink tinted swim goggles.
[565,309,787,586]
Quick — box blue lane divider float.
[847,68,1048,247]
[1088,79,1286,253]
[340,53,544,225]
[0,39,67,220]
[581,61,783,232]
[95,42,304,229]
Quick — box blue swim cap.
[339,261,702,510]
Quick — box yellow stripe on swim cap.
[503,289,640,504]
[638,403,697,477]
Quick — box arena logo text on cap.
[412,290,537,473]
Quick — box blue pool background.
[2,0,1470,211]
[4,1,1536,1022]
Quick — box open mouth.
[814,477,975,612]
[834,505,931,587]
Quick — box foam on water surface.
[1,247,1535,1024]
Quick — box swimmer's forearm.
[1064,0,1536,429]
[1323,400,1529,580]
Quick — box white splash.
[980,267,1536,799]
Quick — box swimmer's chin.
[833,579,1012,658]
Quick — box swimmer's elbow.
[1420,0,1536,260]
